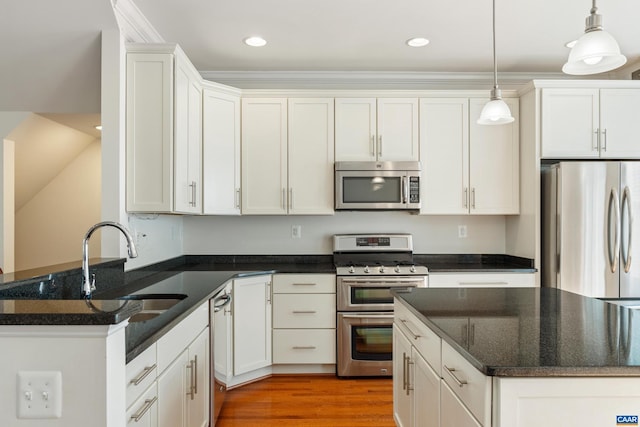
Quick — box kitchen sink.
[118,293,187,323]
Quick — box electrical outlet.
[458,225,467,238]
[17,371,62,419]
[291,225,302,239]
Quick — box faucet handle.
[90,273,96,292]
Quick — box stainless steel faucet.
[82,221,138,298]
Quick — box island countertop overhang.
[393,287,640,377]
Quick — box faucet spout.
[82,221,138,298]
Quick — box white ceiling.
[132,0,640,76]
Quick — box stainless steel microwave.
[335,161,421,210]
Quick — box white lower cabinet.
[440,380,481,427]
[428,272,535,288]
[272,274,337,370]
[158,328,209,427]
[127,383,158,427]
[394,298,488,427]
[232,275,272,376]
[126,301,209,427]
[393,302,442,427]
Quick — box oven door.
[337,276,427,311]
[337,312,394,377]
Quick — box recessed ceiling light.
[95,125,102,131]
[244,36,267,47]
[565,40,578,48]
[406,37,430,48]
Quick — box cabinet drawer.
[441,340,491,426]
[429,272,535,288]
[157,301,208,373]
[126,343,157,409]
[126,382,158,427]
[394,299,441,374]
[273,329,336,364]
[273,294,336,329]
[272,274,336,293]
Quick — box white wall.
[15,141,102,271]
[183,213,506,255]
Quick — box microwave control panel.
[409,176,420,203]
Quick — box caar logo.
[617,415,639,425]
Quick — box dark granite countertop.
[0,253,534,363]
[0,298,143,325]
[416,254,536,273]
[394,287,640,377]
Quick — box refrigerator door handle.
[622,186,633,273]
[607,188,621,273]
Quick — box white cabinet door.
[393,324,413,427]
[126,52,174,212]
[413,348,440,427]
[233,275,272,375]
[157,350,189,427]
[600,89,640,158]
[540,88,600,158]
[469,98,520,214]
[419,98,469,214]
[377,98,419,161]
[214,283,233,387]
[335,98,377,161]
[335,98,418,161]
[287,98,335,215]
[174,59,202,214]
[241,98,288,214]
[202,88,241,214]
[440,381,482,427]
[186,329,209,427]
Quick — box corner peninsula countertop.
[394,287,640,377]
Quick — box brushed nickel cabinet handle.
[292,346,317,350]
[130,396,157,422]
[130,364,156,386]
[444,365,468,387]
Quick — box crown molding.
[111,0,164,43]
[199,70,593,90]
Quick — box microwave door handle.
[401,176,407,204]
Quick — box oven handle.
[339,278,427,287]
[340,313,394,319]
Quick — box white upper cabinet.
[241,98,288,215]
[174,58,202,214]
[335,98,418,161]
[126,44,202,213]
[599,89,640,158]
[541,88,640,159]
[420,98,470,215]
[287,98,335,215]
[202,86,241,215]
[469,98,520,214]
[420,97,519,215]
[241,97,335,215]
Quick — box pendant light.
[477,0,514,125]
[563,0,626,75]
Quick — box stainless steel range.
[334,234,428,377]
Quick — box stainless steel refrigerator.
[542,161,640,298]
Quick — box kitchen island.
[393,287,640,427]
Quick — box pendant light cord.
[492,0,498,89]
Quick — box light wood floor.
[216,375,395,427]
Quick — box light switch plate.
[17,371,62,419]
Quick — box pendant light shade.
[563,0,626,75]
[477,0,514,126]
